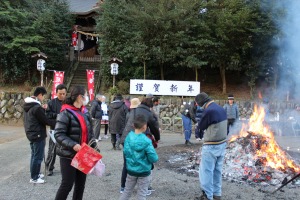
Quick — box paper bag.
[71,143,102,174]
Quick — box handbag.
[146,133,158,148]
[71,141,102,174]
[88,159,106,177]
[48,130,56,143]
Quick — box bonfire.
[223,105,300,186]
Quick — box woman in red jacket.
[54,85,97,200]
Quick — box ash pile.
[167,149,200,177]
[223,131,300,187]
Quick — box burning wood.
[223,105,300,186]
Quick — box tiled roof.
[66,0,100,15]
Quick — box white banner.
[130,79,200,96]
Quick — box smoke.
[271,1,300,101]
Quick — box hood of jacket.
[127,132,149,152]
[23,97,41,112]
[110,100,124,110]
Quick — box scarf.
[61,104,88,145]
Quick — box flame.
[258,91,263,99]
[230,105,300,172]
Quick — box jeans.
[119,174,150,200]
[121,153,127,188]
[182,115,192,141]
[30,139,45,180]
[55,157,87,200]
[199,142,226,200]
[45,137,56,171]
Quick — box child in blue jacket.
[120,114,158,200]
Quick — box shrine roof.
[67,0,101,15]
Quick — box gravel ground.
[1,125,300,200]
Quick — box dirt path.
[0,124,24,144]
[0,125,300,200]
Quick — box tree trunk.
[160,64,164,80]
[219,65,227,94]
[143,60,146,80]
[195,66,198,81]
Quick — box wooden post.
[77,33,81,60]
[40,71,44,86]
[113,75,115,88]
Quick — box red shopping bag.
[71,143,102,174]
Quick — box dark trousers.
[121,153,127,188]
[45,138,56,171]
[195,123,204,139]
[30,139,45,180]
[92,119,101,139]
[111,133,121,145]
[111,134,117,146]
[55,157,87,200]
[227,118,236,135]
[102,124,108,135]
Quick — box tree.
[0,0,72,84]
[199,0,264,94]
[97,0,280,96]
[244,0,281,98]
[97,0,209,80]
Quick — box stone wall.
[157,98,299,126]
[0,91,31,125]
[0,92,298,126]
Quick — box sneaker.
[148,186,155,191]
[38,173,45,179]
[120,187,125,194]
[103,135,109,139]
[30,178,45,184]
[213,195,222,200]
[98,136,102,141]
[196,138,202,141]
[146,190,152,196]
[116,146,122,150]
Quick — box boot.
[199,191,209,200]
[112,143,116,150]
[185,140,193,146]
[213,196,221,200]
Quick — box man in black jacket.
[90,94,103,141]
[109,94,128,150]
[45,84,67,176]
[23,87,56,184]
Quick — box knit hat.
[153,97,160,102]
[146,93,153,98]
[195,92,211,107]
[228,94,234,100]
[130,98,141,109]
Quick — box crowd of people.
[23,83,244,200]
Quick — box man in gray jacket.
[90,94,103,141]
[109,94,128,150]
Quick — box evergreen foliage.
[97,0,282,96]
[0,0,72,84]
